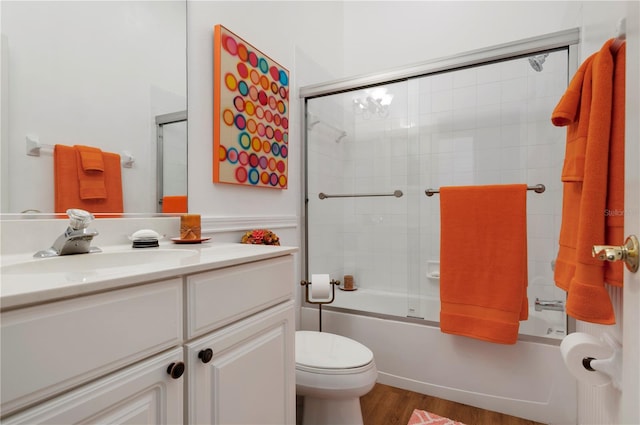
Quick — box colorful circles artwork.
[213,25,289,189]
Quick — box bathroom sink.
[1,249,199,275]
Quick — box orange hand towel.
[439,184,528,345]
[54,144,123,213]
[74,145,107,200]
[162,195,188,213]
[551,39,621,324]
[76,144,105,171]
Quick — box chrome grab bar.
[319,190,403,200]
[534,298,565,312]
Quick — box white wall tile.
[501,77,528,102]
[477,82,501,106]
[432,90,453,112]
[431,73,453,92]
[453,67,477,88]
[477,62,501,84]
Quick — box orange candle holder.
[180,214,201,240]
[343,275,354,290]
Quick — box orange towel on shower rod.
[551,39,624,325]
[439,184,528,345]
[54,144,124,214]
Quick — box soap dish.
[129,229,163,249]
[132,239,160,248]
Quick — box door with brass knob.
[592,235,639,273]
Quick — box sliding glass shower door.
[305,47,570,340]
[305,80,413,316]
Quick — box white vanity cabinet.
[1,251,296,425]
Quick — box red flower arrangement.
[241,229,280,246]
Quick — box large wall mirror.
[1,1,187,215]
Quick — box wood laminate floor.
[359,383,546,425]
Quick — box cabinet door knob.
[166,361,185,379]
[198,348,214,364]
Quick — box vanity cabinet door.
[185,300,295,425]
[2,347,184,425]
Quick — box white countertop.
[1,241,298,311]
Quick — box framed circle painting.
[213,25,289,189]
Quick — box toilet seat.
[295,331,373,370]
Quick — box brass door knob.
[592,235,639,273]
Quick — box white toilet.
[295,330,378,425]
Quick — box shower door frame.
[300,28,580,341]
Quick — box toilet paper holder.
[583,333,622,391]
[300,279,341,305]
[565,332,623,391]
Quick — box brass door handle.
[592,235,639,273]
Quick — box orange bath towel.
[551,39,624,324]
[162,195,188,213]
[439,184,528,345]
[604,42,625,287]
[75,145,107,200]
[54,144,123,213]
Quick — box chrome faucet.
[534,298,565,312]
[34,209,101,258]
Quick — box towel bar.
[424,184,545,197]
[26,135,135,168]
[319,190,403,199]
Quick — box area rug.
[407,409,467,425]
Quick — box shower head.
[528,53,549,72]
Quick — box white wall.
[342,1,582,77]
[186,1,344,232]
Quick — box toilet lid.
[295,331,374,369]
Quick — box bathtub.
[328,288,567,339]
[300,288,576,425]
